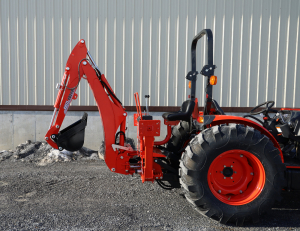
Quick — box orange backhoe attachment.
[45,39,166,182]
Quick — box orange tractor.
[45,29,300,225]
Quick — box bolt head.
[66,67,70,71]
[240,154,243,157]
[156,177,158,179]
[56,125,59,129]
[224,165,226,167]
[45,137,48,140]
[112,168,115,172]
[83,61,87,65]
[80,40,84,43]
[51,135,55,139]
[120,156,123,159]
[231,165,233,168]
[240,190,243,194]
[218,190,221,193]
[230,177,233,179]
[59,147,63,151]
[224,177,226,179]
[160,177,163,179]
[250,172,254,175]
[123,113,126,116]
[154,159,157,163]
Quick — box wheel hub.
[207,150,266,206]
[222,167,233,177]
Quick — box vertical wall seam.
[175,3,179,105]
[0,1,2,105]
[246,1,253,107]
[8,2,11,104]
[255,1,262,106]
[238,1,244,107]
[274,0,281,106]
[229,1,234,107]
[140,16,143,98]
[293,1,300,107]
[43,2,46,105]
[148,8,152,105]
[265,0,272,102]
[283,1,291,107]
[157,10,161,105]
[184,2,188,99]
[166,10,170,106]
[220,2,225,106]
[122,8,125,104]
[17,2,20,105]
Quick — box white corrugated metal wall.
[0,0,300,108]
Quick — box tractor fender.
[201,115,284,163]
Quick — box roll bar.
[189,29,216,115]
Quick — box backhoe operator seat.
[162,100,195,122]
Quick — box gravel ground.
[0,141,300,230]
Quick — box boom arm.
[45,39,127,171]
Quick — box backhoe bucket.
[55,113,88,151]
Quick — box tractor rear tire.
[180,124,286,226]
[166,121,190,153]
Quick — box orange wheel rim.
[207,150,266,206]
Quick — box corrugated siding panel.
[0,0,299,108]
